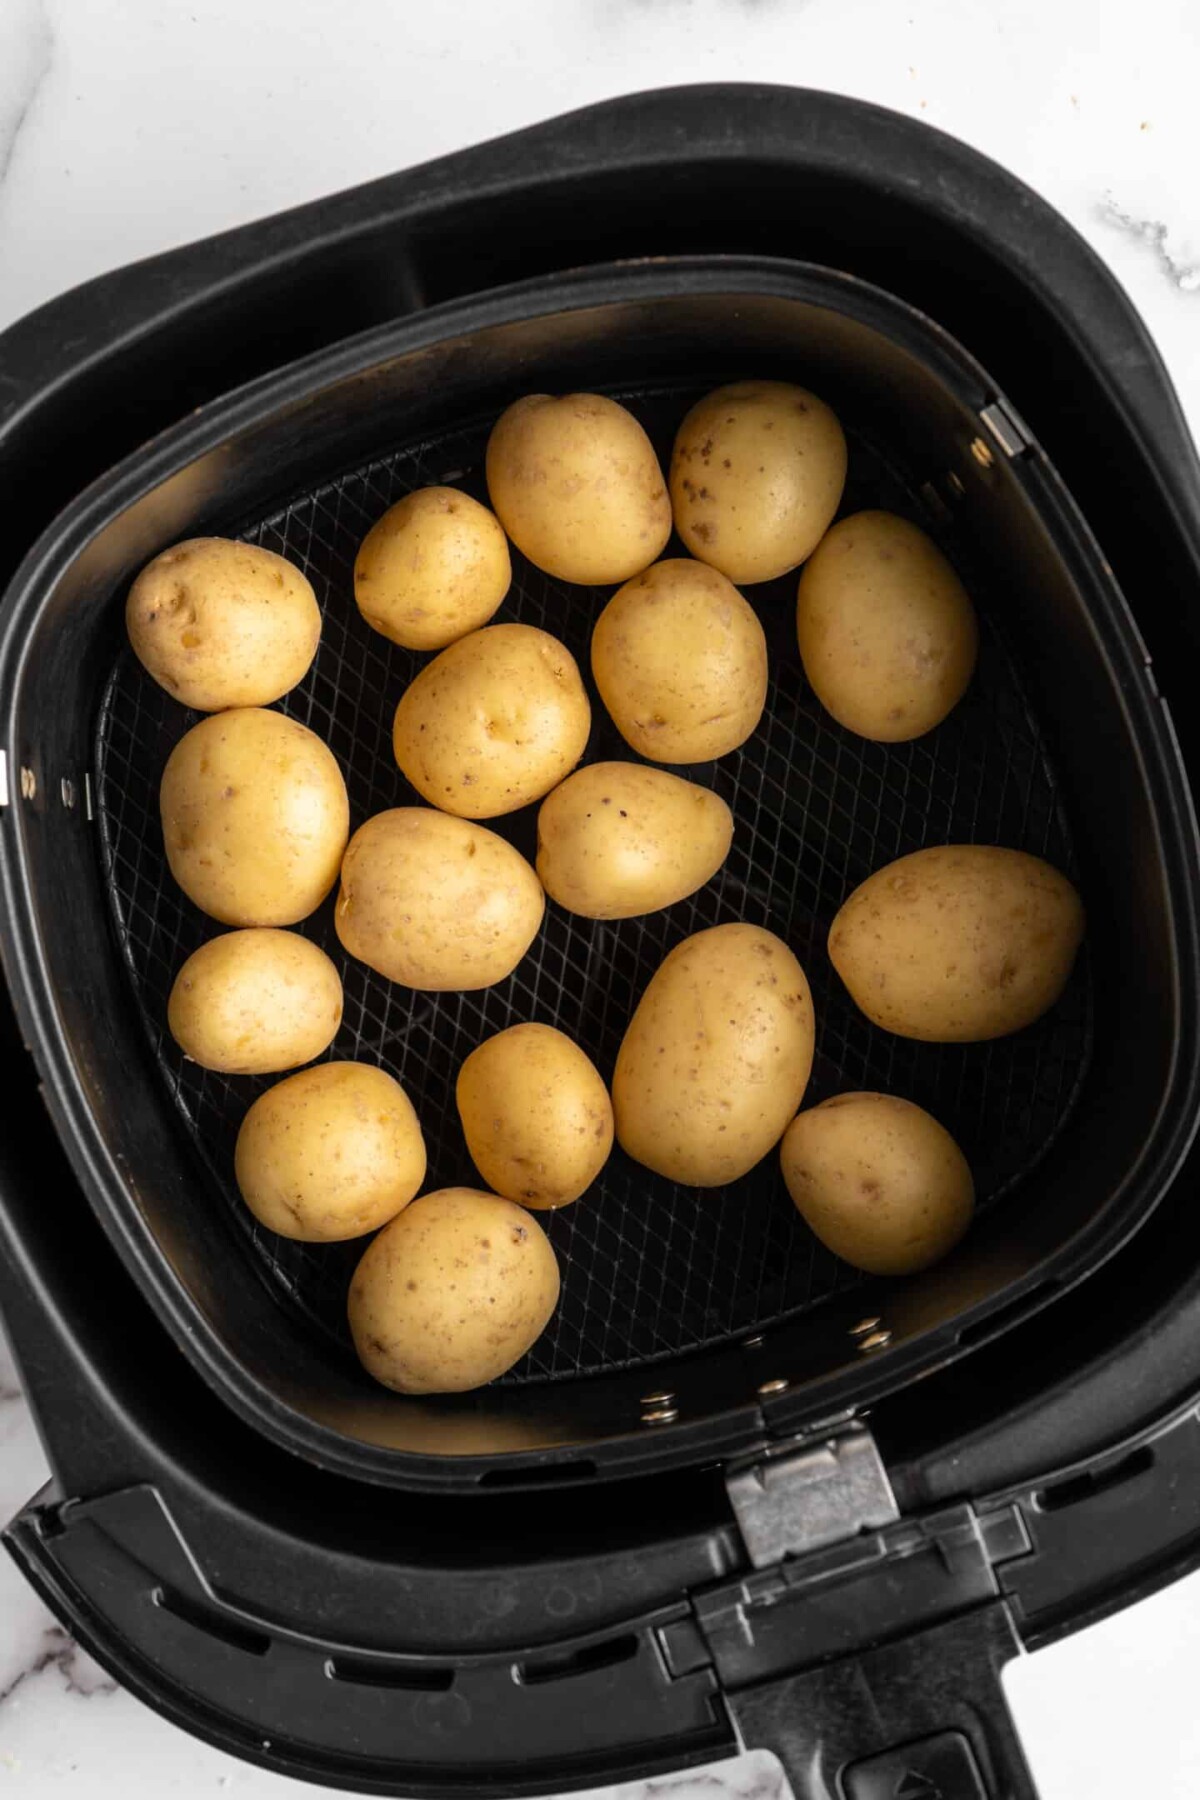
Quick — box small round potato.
[797,512,978,742]
[829,845,1085,1042]
[353,487,511,651]
[393,623,591,818]
[486,393,672,584]
[235,1061,426,1242]
[126,537,320,711]
[781,1093,974,1276]
[457,1024,613,1209]
[591,559,768,763]
[670,381,847,584]
[613,923,815,1187]
[536,762,733,919]
[335,807,544,990]
[348,1187,561,1393]
[167,928,342,1074]
[160,708,349,926]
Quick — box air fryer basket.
[0,257,1192,1485]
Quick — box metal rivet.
[742,1334,765,1350]
[641,1406,678,1426]
[20,766,37,800]
[858,1329,893,1353]
[850,1316,882,1338]
[641,1390,675,1407]
[969,437,994,469]
[60,777,76,809]
[758,1377,790,1396]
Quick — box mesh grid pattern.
[94,387,1092,1385]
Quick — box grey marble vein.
[1098,196,1200,294]
[0,0,54,191]
[0,1625,117,1709]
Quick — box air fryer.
[3,86,1200,1800]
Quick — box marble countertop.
[3,1,1200,1795]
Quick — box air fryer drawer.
[0,256,1195,1488]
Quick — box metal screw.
[20,766,36,800]
[641,1390,675,1407]
[742,1334,765,1350]
[969,437,995,469]
[857,1329,893,1353]
[946,471,966,497]
[757,1377,790,1396]
[850,1316,882,1338]
[60,777,76,809]
[641,1406,679,1426]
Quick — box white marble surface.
[3,0,1200,1794]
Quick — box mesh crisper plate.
[94,385,1092,1385]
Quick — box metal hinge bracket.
[979,397,1034,458]
[726,1423,900,1569]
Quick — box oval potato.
[160,708,349,926]
[613,923,815,1186]
[797,511,978,741]
[829,845,1085,1042]
[348,1187,560,1393]
[353,486,511,651]
[167,928,342,1074]
[781,1092,974,1275]
[486,393,671,584]
[670,381,847,583]
[457,1023,613,1209]
[536,762,733,919]
[235,1061,425,1242]
[335,807,544,990]
[126,537,321,712]
[393,623,590,818]
[591,559,768,763]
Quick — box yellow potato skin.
[670,381,847,584]
[160,708,349,926]
[486,393,671,585]
[613,923,815,1187]
[829,845,1085,1042]
[234,1061,426,1243]
[334,807,544,991]
[797,511,978,742]
[167,928,342,1074]
[781,1092,974,1276]
[126,537,321,711]
[393,623,591,819]
[353,487,511,651]
[536,762,733,920]
[591,559,768,763]
[456,1024,613,1209]
[348,1187,560,1393]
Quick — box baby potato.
[335,807,544,990]
[829,845,1085,1042]
[781,1092,974,1276]
[613,923,815,1187]
[393,623,591,818]
[670,381,847,584]
[235,1061,425,1242]
[126,537,320,711]
[353,486,511,651]
[536,762,733,920]
[456,1023,613,1208]
[591,559,767,763]
[160,708,349,926]
[797,511,978,742]
[348,1187,560,1393]
[167,928,342,1074]
[486,393,671,584]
